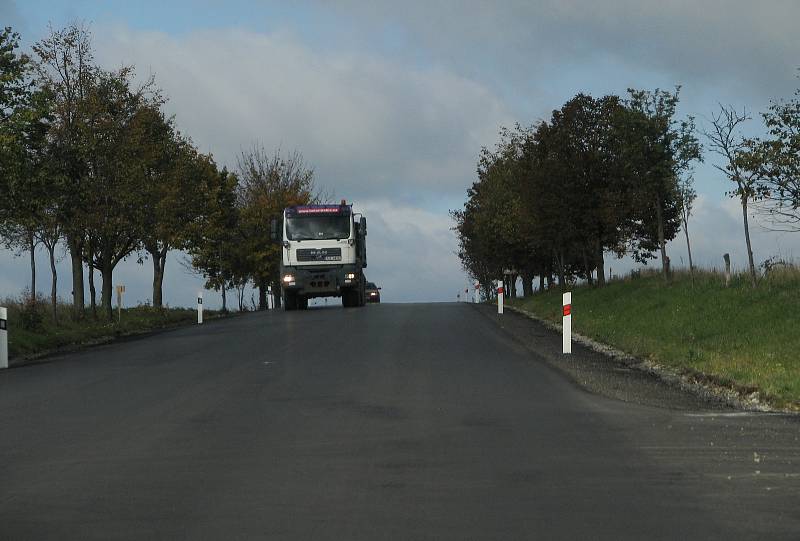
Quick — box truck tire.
[342,289,357,308]
[284,291,298,311]
[358,279,366,307]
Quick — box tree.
[547,94,635,287]
[132,104,209,308]
[236,146,316,310]
[80,66,161,319]
[186,165,243,311]
[453,89,700,295]
[747,80,800,231]
[1,28,55,305]
[704,105,762,287]
[623,87,700,280]
[677,173,697,281]
[35,207,61,322]
[32,23,95,319]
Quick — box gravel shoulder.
[475,303,752,412]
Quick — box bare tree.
[677,174,697,283]
[236,146,316,310]
[704,105,761,287]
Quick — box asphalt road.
[1,303,798,540]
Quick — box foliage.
[3,21,330,323]
[453,89,700,292]
[17,292,44,331]
[235,146,316,306]
[747,80,800,231]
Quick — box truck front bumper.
[280,265,360,298]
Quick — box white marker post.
[267,286,274,310]
[115,285,125,324]
[0,306,8,369]
[197,291,204,325]
[497,280,504,314]
[562,292,572,354]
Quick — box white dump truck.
[271,202,367,310]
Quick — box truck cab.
[273,202,367,310]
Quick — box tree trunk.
[595,237,605,287]
[655,196,670,280]
[28,232,36,302]
[522,273,533,297]
[151,256,164,308]
[149,247,168,308]
[100,263,114,321]
[723,253,731,287]
[48,244,58,324]
[88,261,97,319]
[221,284,227,312]
[67,235,85,320]
[556,250,566,291]
[741,196,757,288]
[258,279,268,310]
[582,249,594,286]
[683,215,694,286]
[538,274,545,293]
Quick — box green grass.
[2,297,224,360]
[509,267,800,409]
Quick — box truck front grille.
[296,248,342,262]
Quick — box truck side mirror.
[360,216,367,236]
[270,218,278,241]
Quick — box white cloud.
[93,26,512,201]
[320,0,800,102]
[357,198,464,302]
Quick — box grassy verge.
[2,297,225,360]
[509,268,800,409]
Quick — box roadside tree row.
[0,24,317,322]
[454,82,800,295]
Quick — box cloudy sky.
[2,1,800,306]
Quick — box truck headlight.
[282,274,295,283]
[345,273,356,280]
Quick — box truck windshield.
[286,215,351,240]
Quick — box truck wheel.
[284,292,298,311]
[358,280,366,307]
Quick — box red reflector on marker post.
[562,292,571,354]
